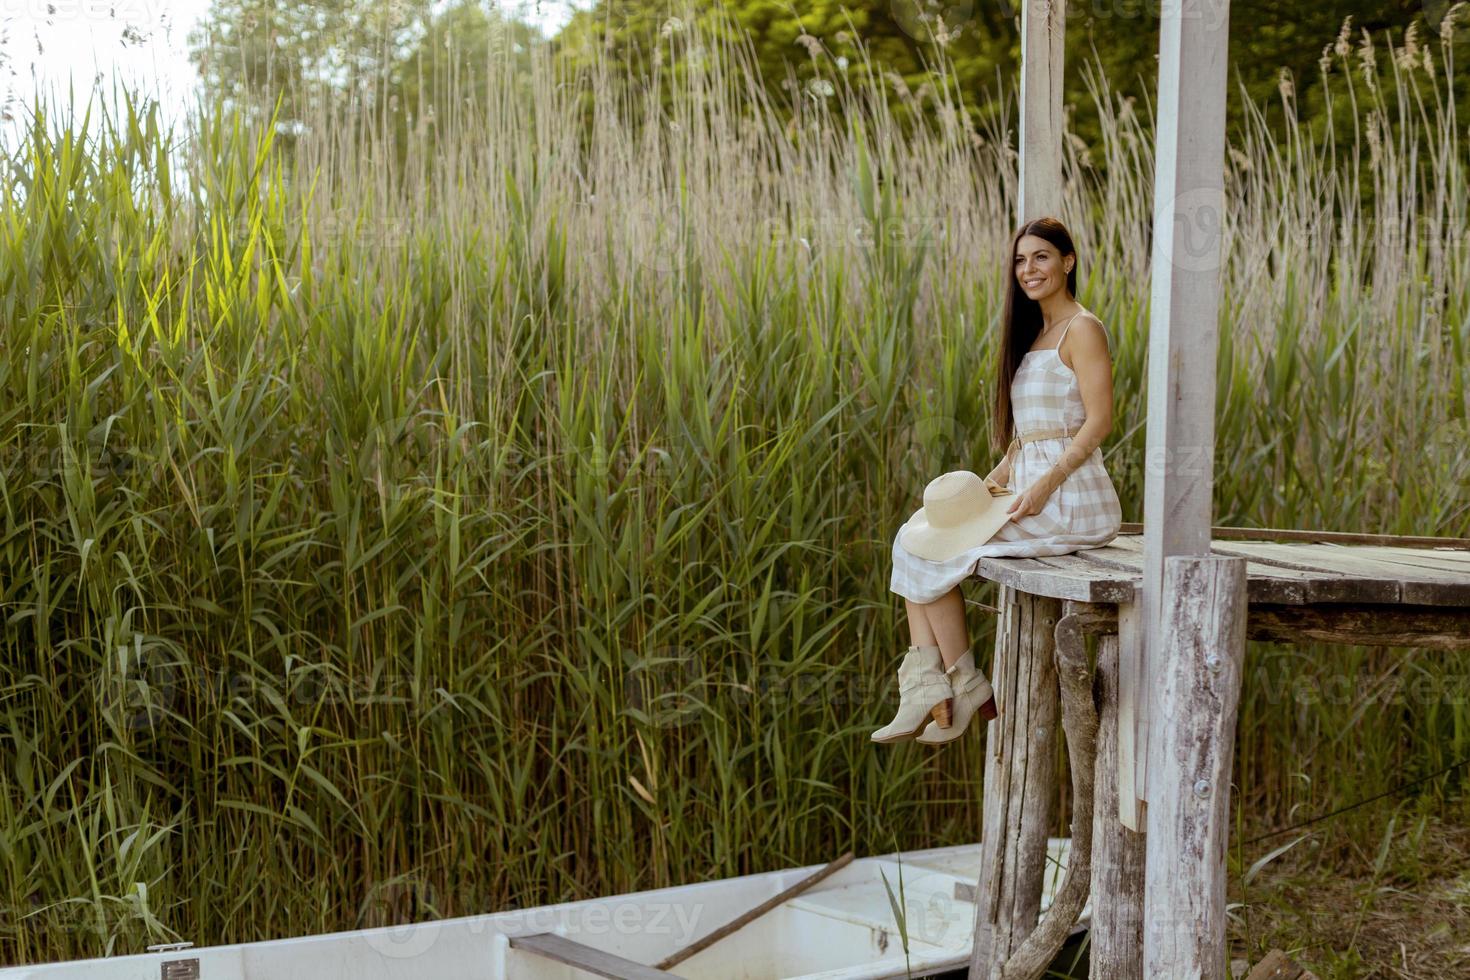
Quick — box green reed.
[0,5,1466,966]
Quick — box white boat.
[0,839,1088,979]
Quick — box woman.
[872,217,1123,745]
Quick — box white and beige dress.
[889,311,1123,604]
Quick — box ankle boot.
[871,644,953,744]
[915,647,996,744]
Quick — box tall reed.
[0,3,1466,964]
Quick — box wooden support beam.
[972,587,1061,978]
[994,605,1102,977]
[1138,0,1233,812]
[1143,555,1247,979]
[1001,600,1470,650]
[1017,0,1066,225]
[1117,602,1146,829]
[1090,632,1145,978]
[508,932,685,980]
[1246,603,1470,650]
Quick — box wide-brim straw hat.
[898,470,1016,562]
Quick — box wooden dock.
[965,529,1470,978]
[999,0,1463,972]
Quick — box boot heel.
[978,696,998,722]
[931,698,953,729]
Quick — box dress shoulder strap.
[1056,306,1088,348]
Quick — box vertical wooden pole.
[1017,0,1066,225]
[995,605,1105,976]
[1116,601,1145,830]
[1090,630,1145,979]
[1143,555,1247,979]
[1138,0,1233,818]
[972,587,1060,977]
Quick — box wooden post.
[1090,631,1145,978]
[1143,555,1247,979]
[994,605,1104,977]
[1116,601,1145,830]
[972,587,1060,977]
[1137,0,1233,819]
[1017,0,1066,225]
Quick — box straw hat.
[898,470,1016,561]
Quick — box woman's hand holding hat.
[1005,474,1058,520]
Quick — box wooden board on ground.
[1244,947,1321,980]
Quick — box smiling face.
[1014,234,1074,301]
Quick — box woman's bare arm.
[986,445,1016,489]
[1037,315,1113,492]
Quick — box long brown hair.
[992,217,1080,454]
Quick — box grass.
[0,2,1467,973]
[1226,799,1470,977]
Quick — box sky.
[0,0,582,152]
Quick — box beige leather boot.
[915,647,996,744]
[870,644,953,744]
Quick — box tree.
[548,0,1460,193]
[550,0,1022,136]
[187,0,438,133]
[390,2,542,160]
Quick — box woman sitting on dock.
[872,216,1124,746]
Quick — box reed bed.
[0,4,1466,966]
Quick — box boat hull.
[0,840,1086,979]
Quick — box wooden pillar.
[1116,601,1146,830]
[1144,555,1247,979]
[972,586,1060,977]
[1137,0,1233,815]
[1017,0,1066,225]
[1090,630,1145,979]
[994,604,1105,976]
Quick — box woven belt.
[1007,424,1082,456]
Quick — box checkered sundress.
[889,311,1123,604]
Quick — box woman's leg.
[914,586,968,670]
[904,598,938,648]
